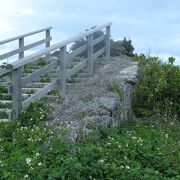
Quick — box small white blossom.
[38,162,42,166]
[99,159,104,163]
[36,153,40,157]
[26,158,31,165]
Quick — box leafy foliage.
[21,98,53,126]
[110,37,134,57]
[0,118,180,179]
[132,54,180,118]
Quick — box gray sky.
[0,0,180,64]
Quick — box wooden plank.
[87,34,93,75]
[0,119,10,122]
[12,67,22,119]
[0,108,12,113]
[93,35,105,46]
[93,47,105,59]
[0,27,52,45]
[0,100,12,104]
[0,69,11,78]
[7,22,112,70]
[105,26,111,59]
[19,37,24,59]
[0,37,52,60]
[46,29,51,58]
[59,46,67,95]
[22,59,58,86]
[22,79,58,109]
[67,45,87,61]
[66,59,87,78]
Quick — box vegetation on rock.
[132,54,180,119]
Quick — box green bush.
[0,117,180,179]
[132,54,180,119]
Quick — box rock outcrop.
[47,57,138,141]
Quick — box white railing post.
[19,37,24,71]
[87,33,93,76]
[12,67,22,119]
[19,37,24,59]
[59,45,67,96]
[46,29,51,58]
[11,38,24,119]
[105,25,111,59]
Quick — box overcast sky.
[0,0,180,64]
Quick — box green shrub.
[0,119,180,179]
[0,86,8,93]
[21,98,53,126]
[132,54,180,119]
[37,59,48,66]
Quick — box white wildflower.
[99,159,104,163]
[36,153,40,157]
[38,162,42,166]
[26,158,31,165]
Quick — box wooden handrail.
[0,27,52,45]
[7,22,112,70]
[1,22,112,120]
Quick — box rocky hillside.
[47,57,138,141]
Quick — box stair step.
[22,88,41,94]
[0,108,12,113]
[25,83,50,88]
[0,82,10,86]
[0,119,10,122]
[0,100,12,104]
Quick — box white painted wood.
[87,34,93,76]
[105,26,111,59]
[59,46,67,95]
[93,47,105,59]
[67,45,87,61]
[93,35,105,46]
[7,23,112,70]
[2,22,112,120]
[0,69,11,78]
[12,67,22,119]
[0,38,52,60]
[22,59,58,86]
[0,119,10,122]
[66,59,87,78]
[46,29,51,58]
[19,38,24,59]
[0,27,52,45]
[22,79,58,108]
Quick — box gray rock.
[48,57,138,141]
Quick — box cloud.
[16,8,37,16]
[0,0,180,65]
